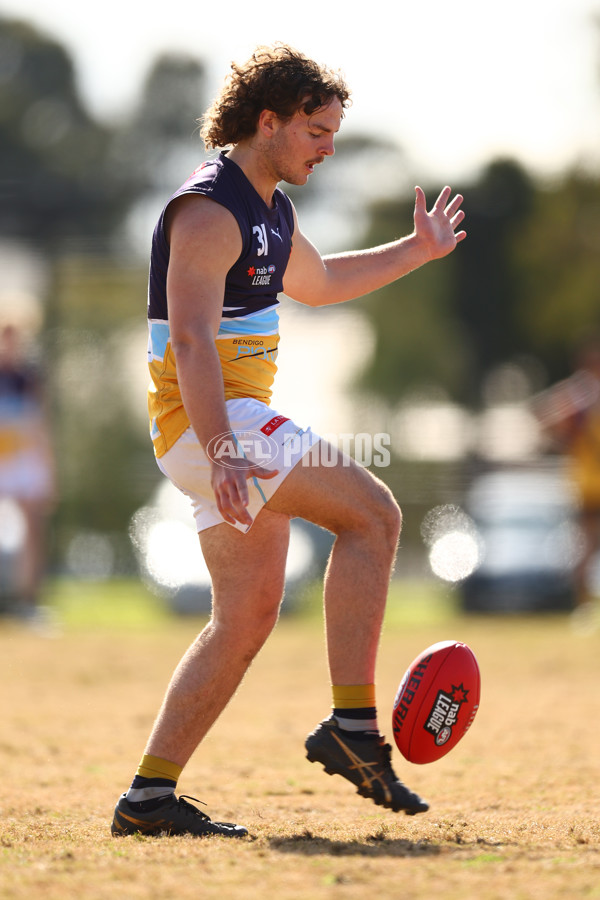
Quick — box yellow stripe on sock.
[332,684,376,709]
[136,753,183,782]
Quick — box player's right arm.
[166,194,277,527]
[283,186,466,306]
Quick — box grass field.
[1,578,599,900]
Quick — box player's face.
[268,97,343,186]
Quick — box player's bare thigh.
[265,439,401,536]
[199,505,291,606]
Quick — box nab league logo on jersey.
[247,264,276,286]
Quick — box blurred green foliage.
[0,18,136,248]
[355,159,600,406]
[41,575,457,631]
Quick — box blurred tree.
[449,159,536,403]
[352,185,471,405]
[111,53,207,207]
[0,16,138,252]
[514,171,600,382]
[353,159,538,407]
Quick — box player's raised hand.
[413,185,466,261]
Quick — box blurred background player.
[534,337,600,632]
[0,321,56,622]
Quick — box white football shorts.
[156,397,321,533]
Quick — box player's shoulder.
[181,155,225,188]
[165,190,239,244]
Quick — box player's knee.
[340,479,401,555]
[217,585,282,650]
[253,594,282,639]
[240,604,281,661]
[367,481,402,545]
[380,492,402,550]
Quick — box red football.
[392,640,480,764]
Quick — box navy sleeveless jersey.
[147,152,295,457]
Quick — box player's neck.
[226,144,278,208]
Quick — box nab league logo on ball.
[424,684,470,747]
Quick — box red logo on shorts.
[261,415,290,436]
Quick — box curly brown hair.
[200,43,351,149]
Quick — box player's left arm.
[283,186,466,307]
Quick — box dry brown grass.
[1,581,599,900]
